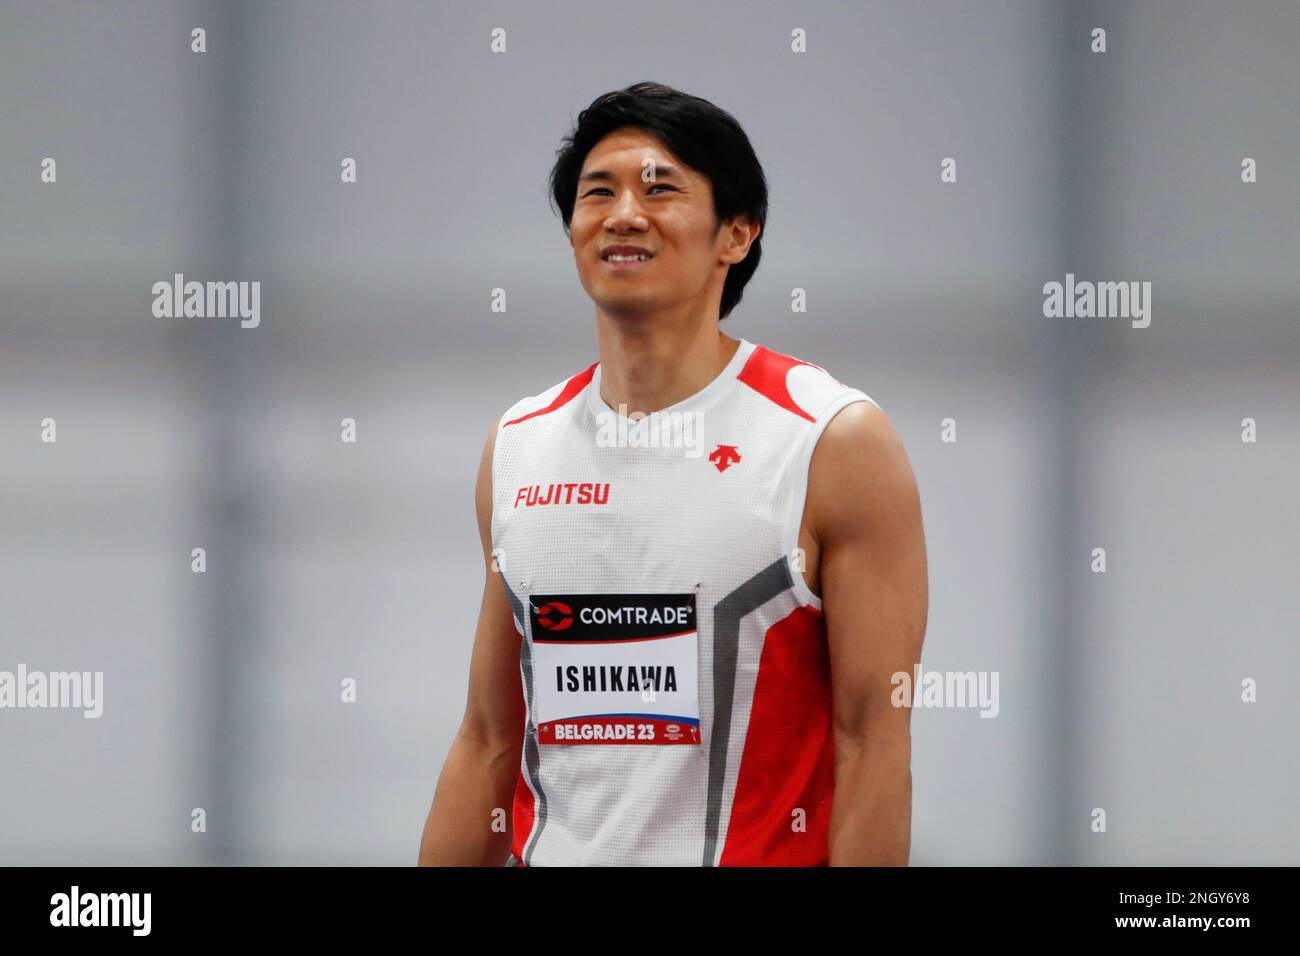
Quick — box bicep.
[811,402,928,746]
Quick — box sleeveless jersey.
[490,337,879,866]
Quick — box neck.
[593,306,739,415]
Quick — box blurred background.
[1,0,1296,865]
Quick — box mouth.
[600,246,655,273]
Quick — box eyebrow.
[578,164,684,184]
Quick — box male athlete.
[418,82,927,866]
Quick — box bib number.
[529,593,701,745]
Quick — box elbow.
[454,718,524,770]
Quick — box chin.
[598,295,661,320]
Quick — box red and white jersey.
[490,337,879,866]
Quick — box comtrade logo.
[528,593,696,644]
[535,602,573,631]
[514,482,611,508]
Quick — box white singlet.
[490,337,879,866]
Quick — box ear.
[719,215,761,265]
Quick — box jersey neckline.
[584,337,757,421]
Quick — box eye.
[581,184,675,198]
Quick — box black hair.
[548,81,768,321]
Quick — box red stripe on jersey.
[736,345,817,422]
[502,363,599,428]
[510,769,536,862]
[720,604,835,866]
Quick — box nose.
[603,188,649,232]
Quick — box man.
[419,82,927,866]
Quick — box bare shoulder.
[807,400,921,544]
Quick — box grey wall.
[1,0,1296,864]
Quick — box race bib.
[528,593,700,745]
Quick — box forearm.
[828,736,912,866]
[418,728,521,866]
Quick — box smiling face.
[569,126,757,322]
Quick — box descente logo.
[514,483,610,508]
[151,273,260,328]
[50,885,151,936]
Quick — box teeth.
[607,254,650,262]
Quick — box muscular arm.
[808,401,928,866]
[417,417,527,866]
